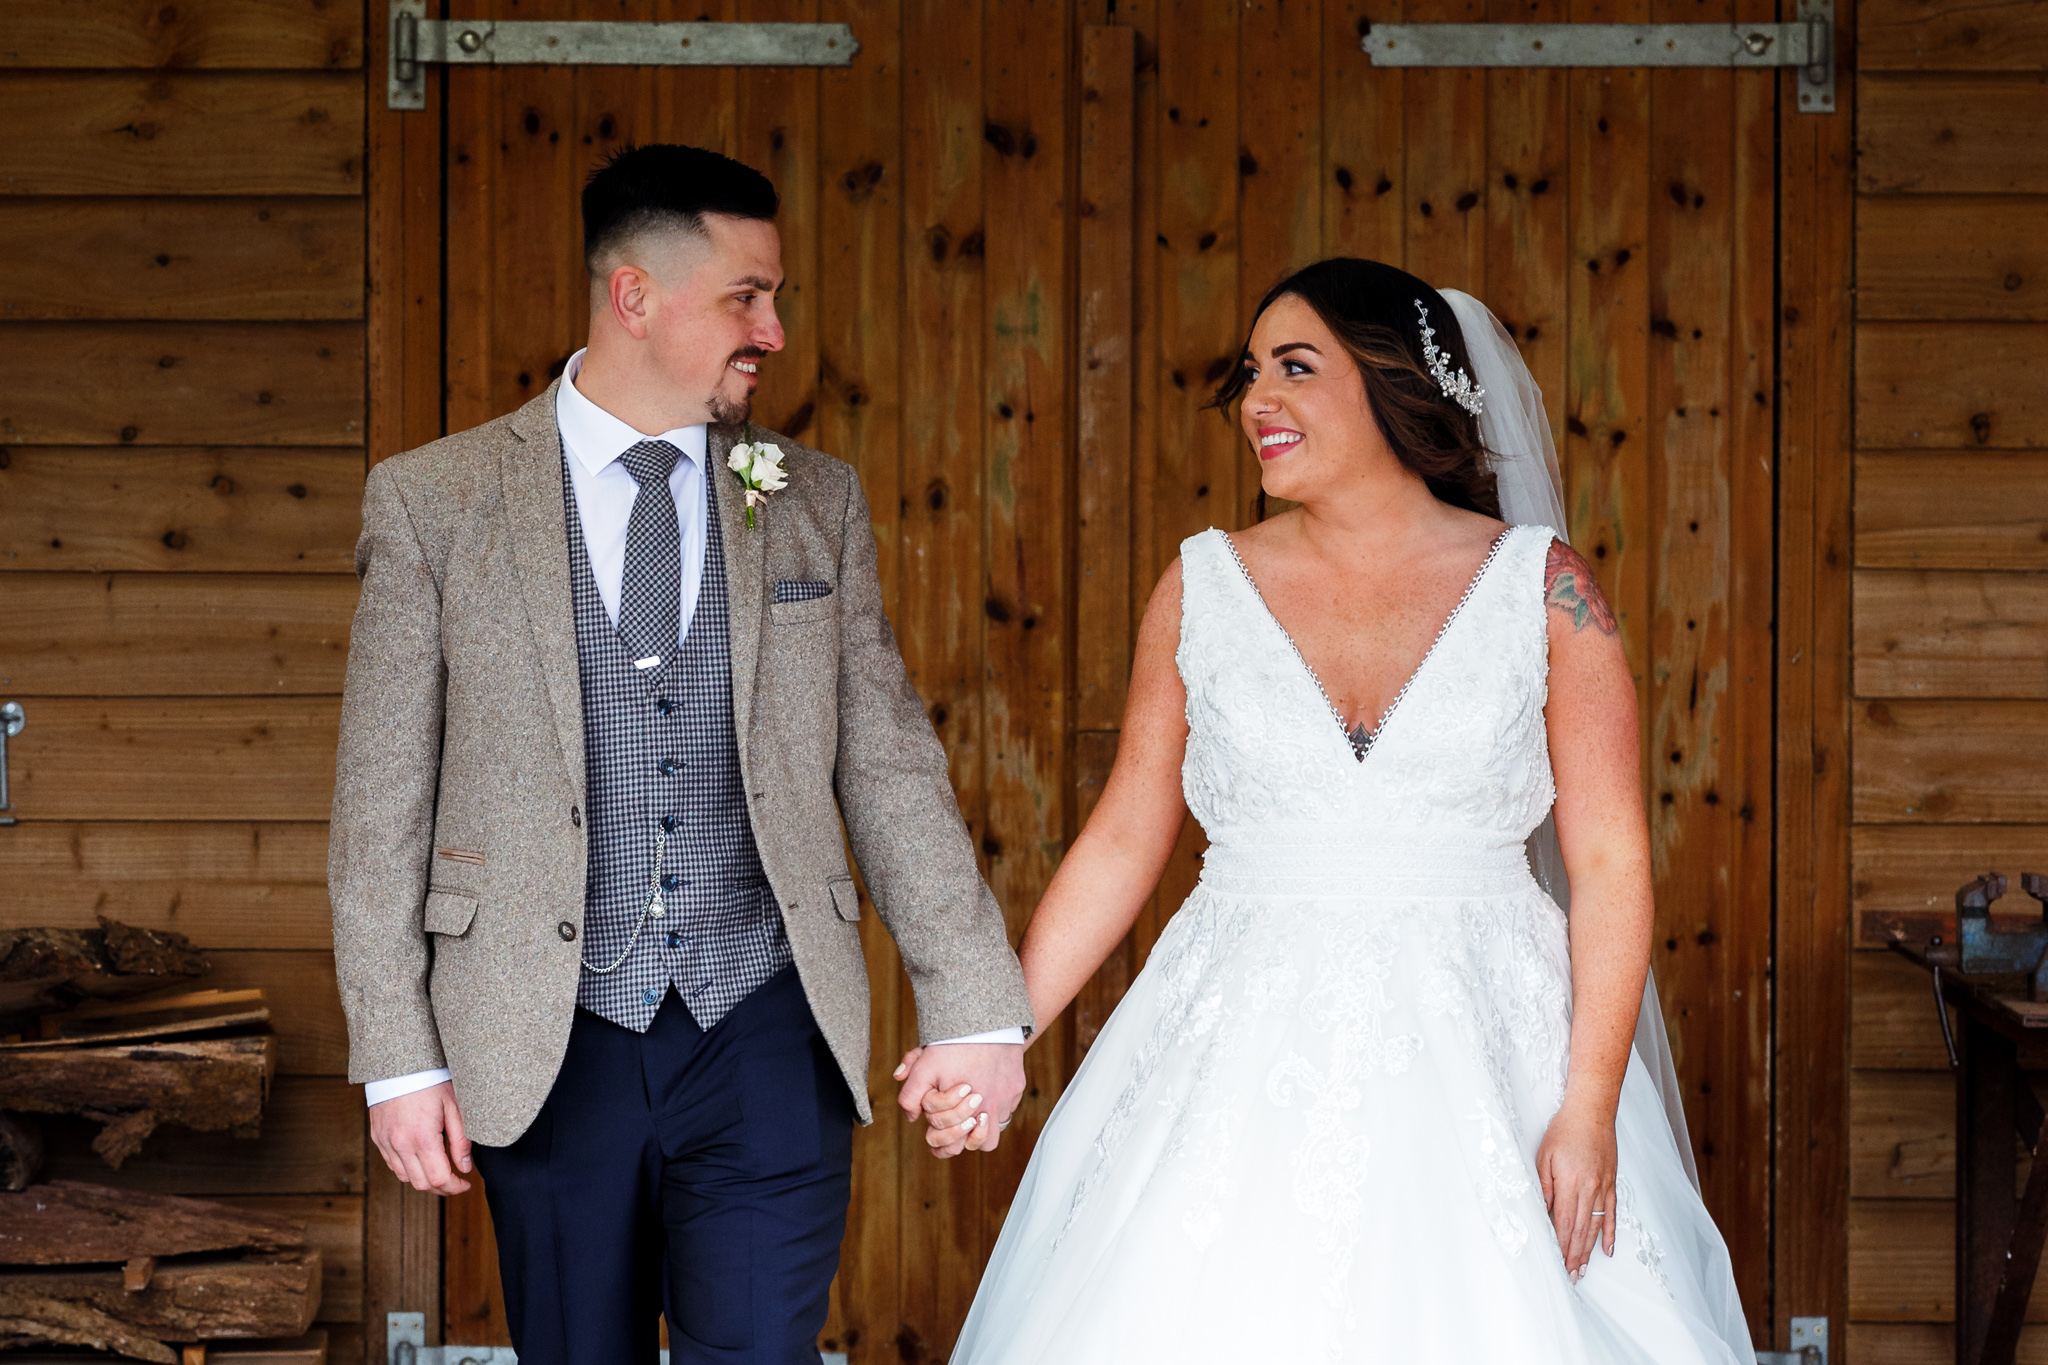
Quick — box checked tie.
[615,439,685,670]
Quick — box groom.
[329,144,1033,1363]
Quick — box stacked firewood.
[0,1182,323,1362]
[0,920,276,1173]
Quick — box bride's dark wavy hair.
[1209,258,1501,518]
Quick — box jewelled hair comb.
[1414,299,1486,417]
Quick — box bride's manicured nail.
[967,1093,983,1109]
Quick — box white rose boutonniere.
[726,440,789,529]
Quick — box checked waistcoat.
[563,453,793,1033]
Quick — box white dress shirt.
[365,355,1017,1108]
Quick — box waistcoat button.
[570,806,582,827]
[558,921,577,941]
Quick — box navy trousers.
[471,967,856,1364]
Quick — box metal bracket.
[386,1312,848,1364]
[0,701,23,827]
[1363,0,1835,112]
[1756,1315,1830,1365]
[388,0,858,108]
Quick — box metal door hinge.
[388,0,858,108]
[0,702,24,827]
[1756,1316,1830,1365]
[1363,0,1836,112]
[386,1312,850,1365]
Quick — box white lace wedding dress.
[951,523,1754,1364]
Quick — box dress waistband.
[1197,836,1539,900]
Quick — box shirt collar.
[555,349,708,477]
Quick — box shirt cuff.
[925,1027,1027,1046]
[365,1068,453,1107]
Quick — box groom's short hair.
[582,144,779,271]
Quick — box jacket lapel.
[711,423,764,749]
[502,382,587,801]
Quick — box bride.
[896,258,1753,1362]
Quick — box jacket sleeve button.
[570,806,582,827]
[558,921,577,941]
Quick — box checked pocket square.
[774,579,834,604]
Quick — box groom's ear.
[603,263,654,338]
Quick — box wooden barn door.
[363,0,1811,1354]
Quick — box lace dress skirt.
[949,841,1754,1365]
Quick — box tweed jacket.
[329,382,1033,1145]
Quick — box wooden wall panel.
[0,323,366,446]
[0,0,363,68]
[0,820,331,943]
[1858,0,2048,70]
[223,1194,366,1320]
[1849,17,2048,1347]
[205,950,351,1074]
[0,3,373,1356]
[0,199,365,322]
[1857,322,2048,449]
[1854,825,2048,920]
[39,1079,366,1195]
[7,698,340,820]
[1855,452,2048,571]
[1852,1068,1961,1199]
[1,573,355,695]
[1852,1198,2048,1322]
[0,73,364,196]
[1855,570,2048,699]
[1851,1321,2048,1365]
[1858,75,2048,196]
[1856,198,2048,322]
[0,448,362,574]
[1854,699,2048,824]
[1854,951,1959,1070]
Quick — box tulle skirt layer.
[952,874,1753,1364]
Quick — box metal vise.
[1957,872,2048,998]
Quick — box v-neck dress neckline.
[1215,525,1518,764]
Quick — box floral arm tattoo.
[1544,539,1619,636]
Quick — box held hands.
[892,1042,1026,1158]
[369,1081,473,1195]
[1534,1094,1619,1278]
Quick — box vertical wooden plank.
[978,0,1068,1284]
[1323,0,1402,263]
[366,13,441,469]
[1480,0,1564,454]
[1645,0,1773,1322]
[1725,7,1781,1335]
[734,0,820,441]
[1075,24,1134,736]
[1237,0,1320,332]
[1143,0,1236,968]
[813,0,902,1349]
[1398,0,1484,289]
[655,0,735,151]
[896,0,985,1348]
[1565,33,1652,749]
[1071,23,1135,1061]
[1776,0,1857,1346]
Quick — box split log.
[0,1182,306,1265]
[0,920,209,1023]
[0,1248,322,1358]
[0,1115,43,1192]
[0,1036,273,1166]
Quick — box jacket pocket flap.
[424,888,479,936]
[828,878,861,921]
